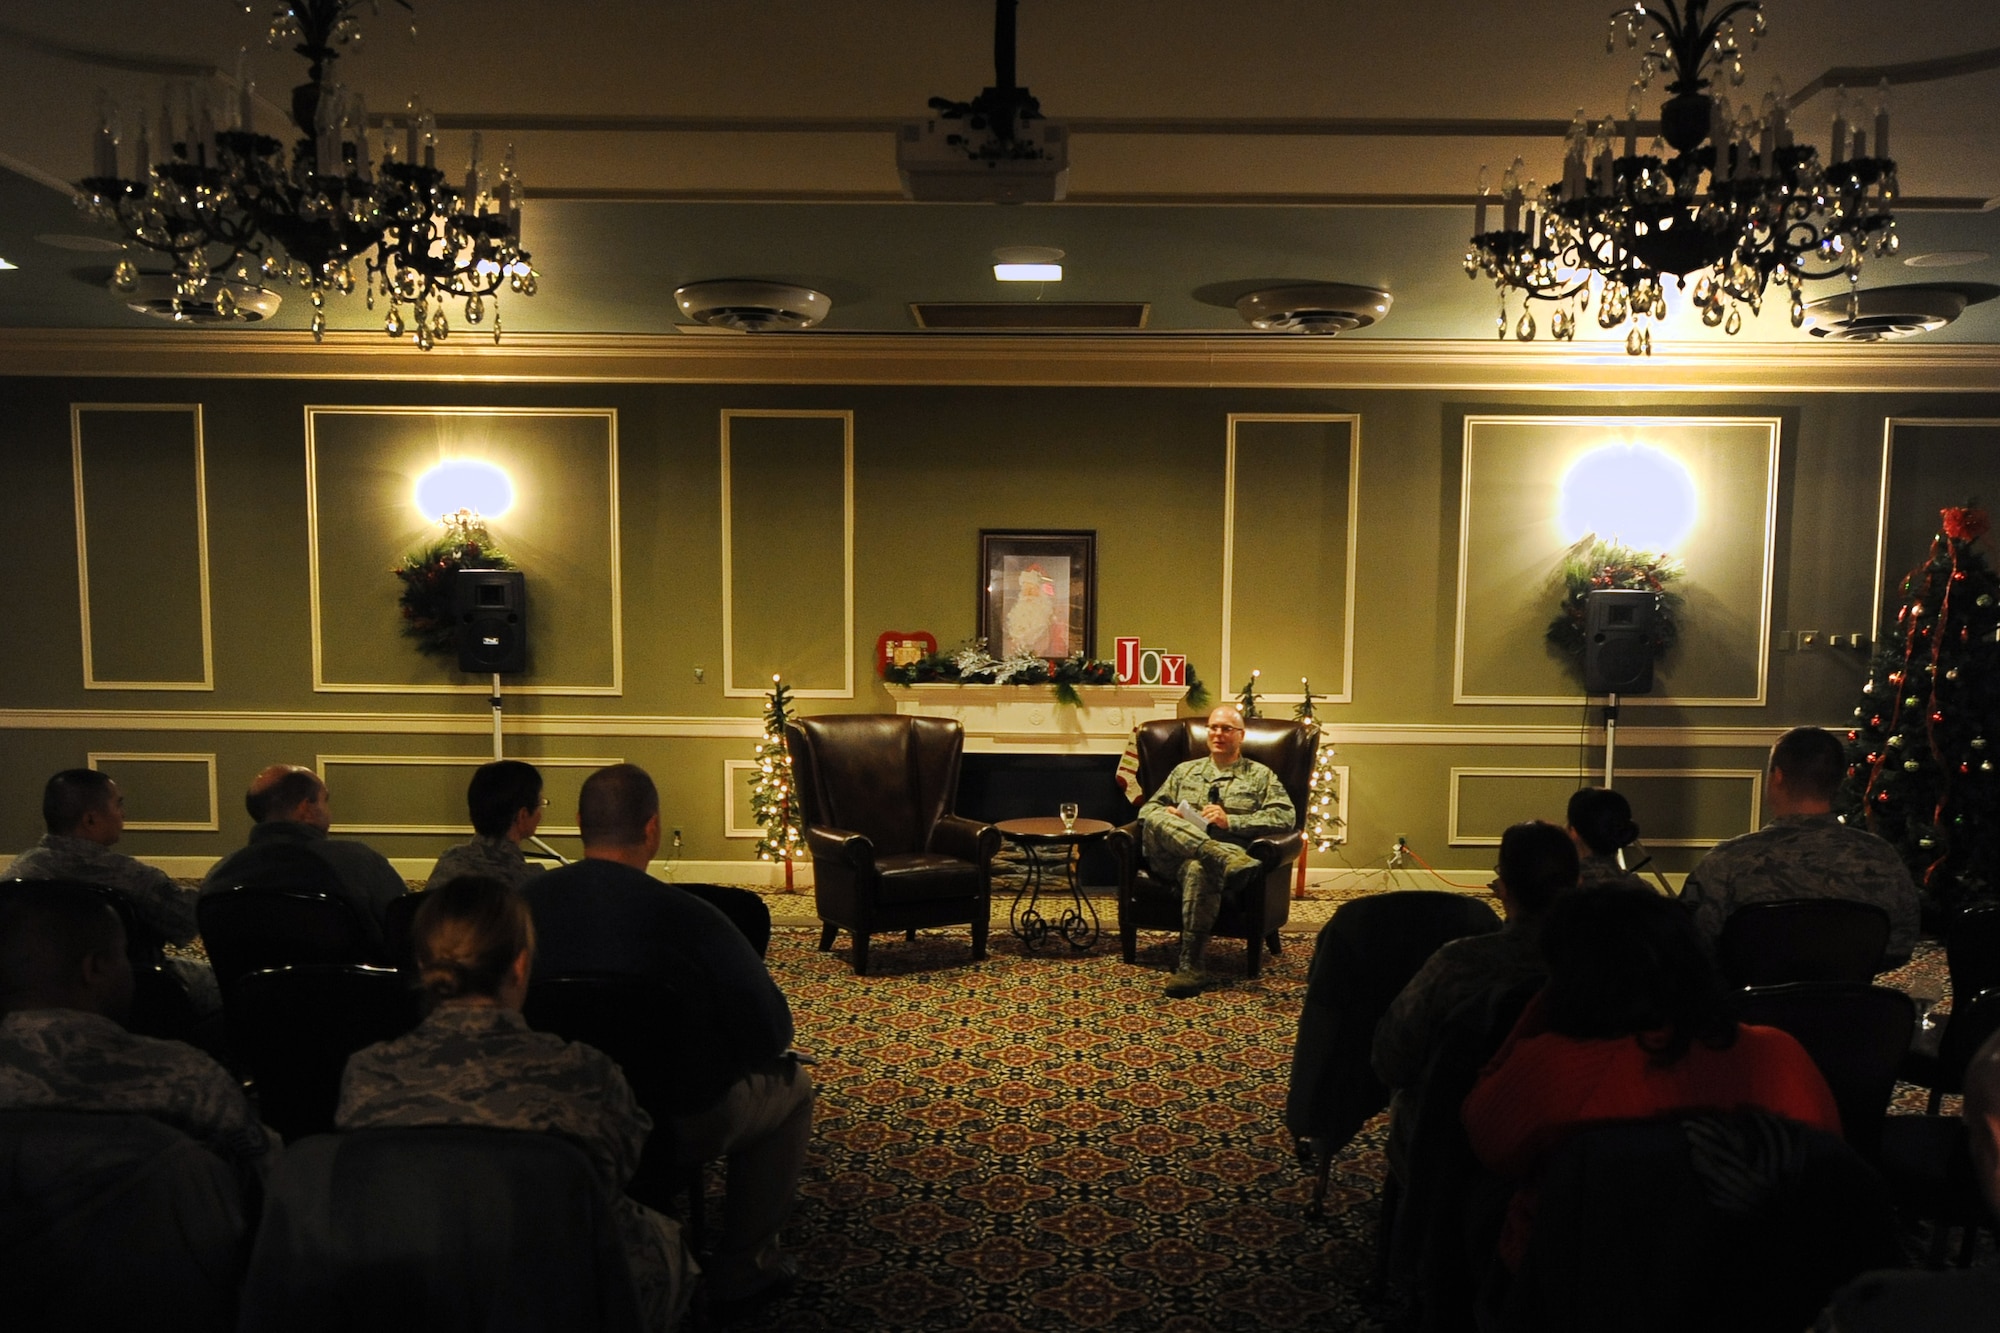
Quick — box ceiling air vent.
[909,302,1149,330]
[116,275,282,323]
[1236,283,1392,334]
[673,280,831,332]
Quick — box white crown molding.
[4,328,2000,391]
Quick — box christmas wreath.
[1545,536,1684,677]
[391,515,515,661]
[883,639,1209,707]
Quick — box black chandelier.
[1465,0,1897,355]
[77,1,535,349]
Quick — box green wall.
[4,373,1996,874]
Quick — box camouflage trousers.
[1141,813,1261,938]
[619,1200,696,1332]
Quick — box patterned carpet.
[732,923,1373,1333]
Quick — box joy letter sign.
[1115,637,1185,687]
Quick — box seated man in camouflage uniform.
[1681,725,1921,966]
[426,759,548,891]
[4,769,217,1014]
[0,880,278,1181]
[1138,703,1297,998]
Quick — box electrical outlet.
[1387,837,1409,869]
[671,827,684,857]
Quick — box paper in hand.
[1174,800,1211,833]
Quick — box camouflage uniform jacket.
[426,835,543,892]
[1138,757,1296,841]
[1680,812,1921,963]
[0,1008,277,1169]
[3,834,198,948]
[337,1003,650,1190]
[1578,853,1652,894]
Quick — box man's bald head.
[0,882,132,1020]
[246,764,329,829]
[1206,704,1247,766]
[1965,1028,2000,1215]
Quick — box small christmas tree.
[1838,506,2000,919]
[1294,679,1343,855]
[1236,669,1262,719]
[751,675,805,891]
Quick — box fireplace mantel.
[883,683,1189,753]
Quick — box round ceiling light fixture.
[114,274,282,323]
[1800,286,1967,341]
[673,280,831,332]
[1903,251,1989,269]
[1235,283,1392,334]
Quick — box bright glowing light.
[415,459,514,520]
[994,262,1062,281]
[1557,443,1696,551]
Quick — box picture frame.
[978,529,1096,663]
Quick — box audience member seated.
[200,764,409,945]
[4,769,217,1013]
[426,759,549,891]
[1137,703,1298,997]
[336,876,691,1331]
[1464,888,1842,1271]
[1373,820,1576,1182]
[527,763,812,1307]
[1566,786,1652,892]
[0,880,277,1181]
[1680,726,1920,966]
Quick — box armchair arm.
[803,824,877,871]
[932,815,1001,866]
[1245,827,1306,868]
[1105,823,1143,873]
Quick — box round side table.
[994,816,1112,952]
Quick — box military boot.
[1164,932,1214,998]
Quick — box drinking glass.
[1058,802,1078,833]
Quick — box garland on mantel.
[883,638,1209,707]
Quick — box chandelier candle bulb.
[354,94,371,182]
[1875,80,1890,160]
[1474,166,1489,234]
[93,102,117,180]
[1831,94,1848,164]
[405,101,420,166]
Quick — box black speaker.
[1582,588,1657,695]
[453,570,527,674]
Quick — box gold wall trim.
[85,751,220,832]
[314,752,622,836]
[1221,414,1361,705]
[8,329,2000,392]
[1453,414,1780,708]
[1447,765,1764,848]
[303,405,624,697]
[719,408,856,699]
[70,404,215,692]
[1873,417,2000,644]
[0,707,1794,749]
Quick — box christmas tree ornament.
[1905,760,1921,772]
[1949,668,1962,681]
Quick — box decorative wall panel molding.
[314,752,622,836]
[86,751,219,832]
[1874,418,2000,641]
[1448,766,1763,847]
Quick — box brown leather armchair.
[786,714,1001,975]
[1106,716,1317,978]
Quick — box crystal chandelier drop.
[77,1,536,349]
[1464,0,1897,356]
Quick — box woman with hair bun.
[337,876,692,1330]
[1565,787,1652,892]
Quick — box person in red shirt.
[1463,887,1841,1269]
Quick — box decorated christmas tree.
[751,675,805,891]
[1236,670,1262,719]
[1294,679,1343,854]
[1838,506,2000,919]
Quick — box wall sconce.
[415,459,515,524]
[1557,443,1696,552]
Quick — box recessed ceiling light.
[1904,250,1989,269]
[993,246,1063,282]
[34,233,126,253]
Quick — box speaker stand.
[1602,692,1620,787]
[490,673,505,760]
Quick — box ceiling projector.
[896,117,1069,204]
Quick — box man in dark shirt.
[527,763,811,1306]
[198,765,409,945]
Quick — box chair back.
[1935,986,2000,1096]
[380,890,425,980]
[1716,899,1892,986]
[1285,889,1502,1148]
[239,1127,644,1333]
[228,965,420,1142]
[1132,716,1316,829]
[1945,902,2000,1002]
[787,714,965,856]
[0,1109,248,1333]
[1501,1109,1900,1333]
[198,883,377,992]
[1738,981,1916,1160]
